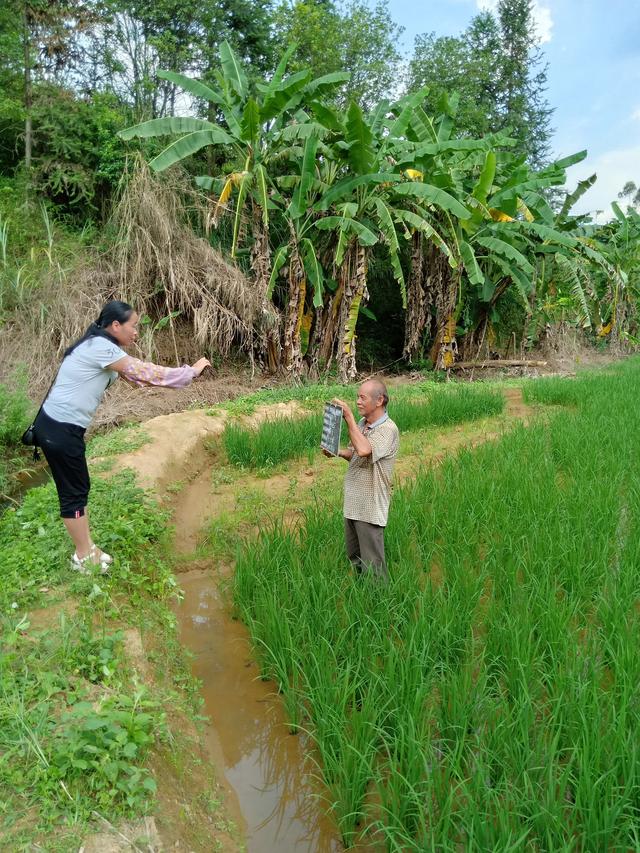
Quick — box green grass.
[86,423,151,458]
[0,470,178,846]
[231,356,640,849]
[223,385,505,470]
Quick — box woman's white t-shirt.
[43,337,126,428]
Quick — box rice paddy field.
[228,360,640,851]
[222,384,505,469]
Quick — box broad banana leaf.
[472,151,496,204]
[369,99,391,136]
[560,174,597,218]
[408,105,436,143]
[260,70,310,123]
[374,198,405,305]
[544,150,587,172]
[241,98,260,145]
[492,256,532,307]
[394,209,454,263]
[277,122,328,142]
[490,175,561,208]
[414,138,494,158]
[521,191,554,224]
[308,100,343,132]
[345,102,375,175]
[460,241,484,286]
[388,87,430,139]
[315,216,378,247]
[317,173,400,211]
[219,40,248,100]
[257,44,296,97]
[118,117,226,141]
[554,253,591,327]
[475,235,534,276]
[611,201,628,226]
[267,245,289,299]
[301,238,324,307]
[394,182,471,219]
[289,134,319,219]
[436,91,459,141]
[148,129,234,171]
[303,71,350,98]
[512,221,577,249]
[156,70,223,105]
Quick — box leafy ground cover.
[231,356,640,850]
[0,470,231,850]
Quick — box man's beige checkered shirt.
[343,415,399,527]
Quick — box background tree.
[274,0,403,110]
[408,0,552,167]
[618,181,640,210]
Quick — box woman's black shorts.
[34,409,89,518]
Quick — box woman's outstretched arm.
[107,356,210,388]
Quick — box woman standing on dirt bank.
[34,300,210,573]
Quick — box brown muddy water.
[175,569,345,853]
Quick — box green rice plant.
[390,384,504,432]
[223,412,324,468]
[231,357,640,849]
[223,384,504,471]
[522,374,591,407]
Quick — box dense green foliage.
[232,358,640,848]
[0,0,637,382]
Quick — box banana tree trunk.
[336,243,368,383]
[403,231,431,361]
[282,244,306,376]
[250,206,280,372]
[427,244,459,370]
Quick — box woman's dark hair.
[64,300,134,357]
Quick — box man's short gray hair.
[362,378,389,408]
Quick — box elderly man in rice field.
[327,379,399,582]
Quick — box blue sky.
[387,0,640,217]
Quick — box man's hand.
[332,397,355,424]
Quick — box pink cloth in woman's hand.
[119,356,196,388]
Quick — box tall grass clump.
[232,357,640,849]
[390,384,504,431]
[223,412,323,468]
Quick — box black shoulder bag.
[21,371,60,460]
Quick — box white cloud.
[565,144,640,219]
[632,108,640,121]
[476,0,553,44]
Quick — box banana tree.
[392,93,593,366]
[308,95,474,381]
[118,41,348,371]
[266,132,338,375]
